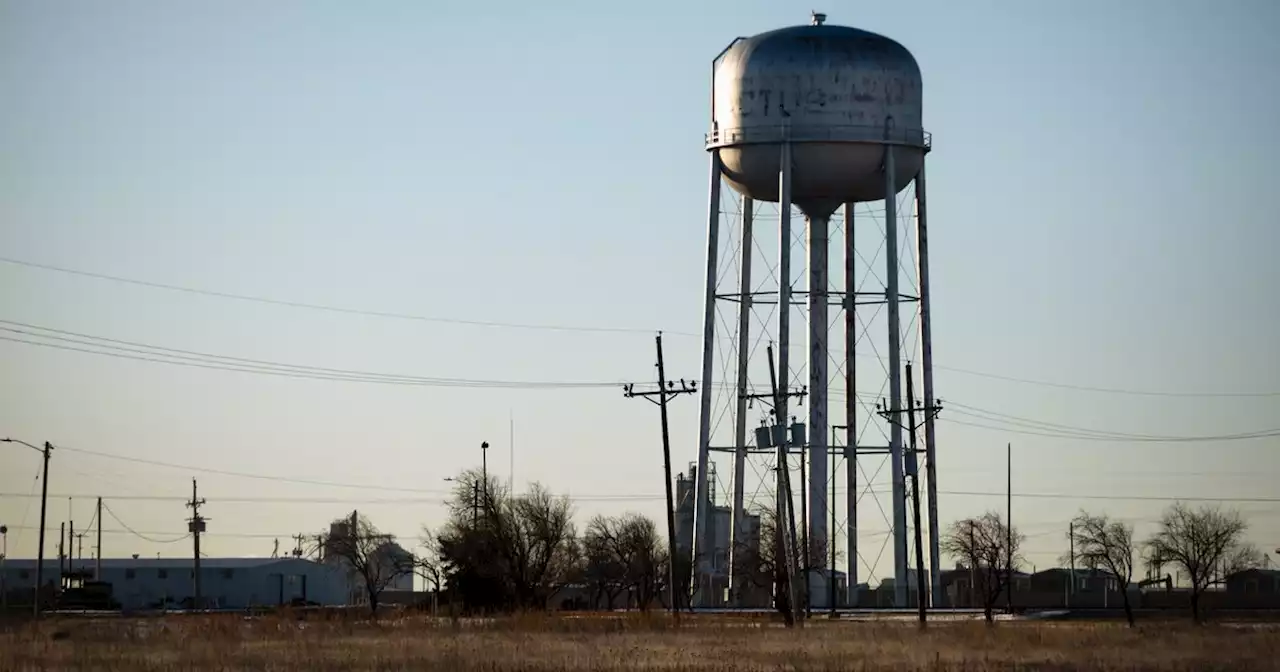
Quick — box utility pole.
[968,521,976,608]
[1006,442,1013,614]
[95,497,102,580]
[623,331,697,625]
[293,534,305,558]
[767,344,804,627]
[876,363,941,625]
[68,511,74,575]
[829,428,837,618]
[186,479,207,610]
[36,443,52,617]
[58,522,65,582]
[3,439,52,616]
[905,363,927,627]
[1067,521,1075,609]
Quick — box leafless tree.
[941,511,1024,623]
[1069,511,1136,626]
[583,515,629,609]
[437,470,579,610]
[1144,503,1263,622]
[730,506,829,624]
[583,513,667,611]
[414,530,447,614]
[323,513,413,616]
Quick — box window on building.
[19,570,30,580]
[222,569,234,580]
[125,569,136,580]
[158,569,168,579]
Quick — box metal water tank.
[707,14,928,217]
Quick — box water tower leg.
[883,146,909,609]
[914,161,942,609]
[807,211,830,610]
[844,201,858,608]
[692,150,723,608]
[728,197,754,607]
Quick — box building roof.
[2,557,319,570]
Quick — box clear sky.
[2,0,1278,584]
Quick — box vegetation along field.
[3,614,1279,671]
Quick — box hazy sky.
[2,0,1278,584]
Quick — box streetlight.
[480,441,489,502]
[2,438,51,618]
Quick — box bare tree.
[414,530,447,614]
[583,515,629,609]
[941,511,1024,623]
[1145,503,1262,622]
[1069,511,1136,626]
[323,513,413,616]
[436,470,579,611]
[730,506,827,625]
[582,513,667,611]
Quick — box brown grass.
[2,612,1277,671]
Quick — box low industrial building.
[1,557,350,611]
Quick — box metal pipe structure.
[914,162,941,608]
[883,146,908,608]
[807,210,829,607]
[844,202,858,607]
[728,197,754,606]
[691,150,723,607]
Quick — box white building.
[1,557,350,611]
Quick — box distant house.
[1225,569,1280,596]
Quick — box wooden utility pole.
[58,522,65,582]
[186,479,207,610]
[876,363,941,625]
[36,442,52,617]
[623,331,696,625]
[1006,442,1013,614]
[1067,520,1075,609]
[906,363,927,627]
[767,344,803,627]
[95,497,103,580]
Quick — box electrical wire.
[40,444,665,501]
[939,415,1280,443]
[6,257,1278,399]
[0,257,685,336]
[0,321,623,390]
[101,501,191,544]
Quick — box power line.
[0,320,622,389]
[0,492,664,504]
[927,361,1280,399]
[6,488,1277,506]
[0,256,683,336]
[7,257,1277,400]
[30,443,665,501]
[101,501,191,543]
[940,416,1280,443]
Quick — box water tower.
[689,12,939,609]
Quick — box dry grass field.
[2,612,1277,671]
